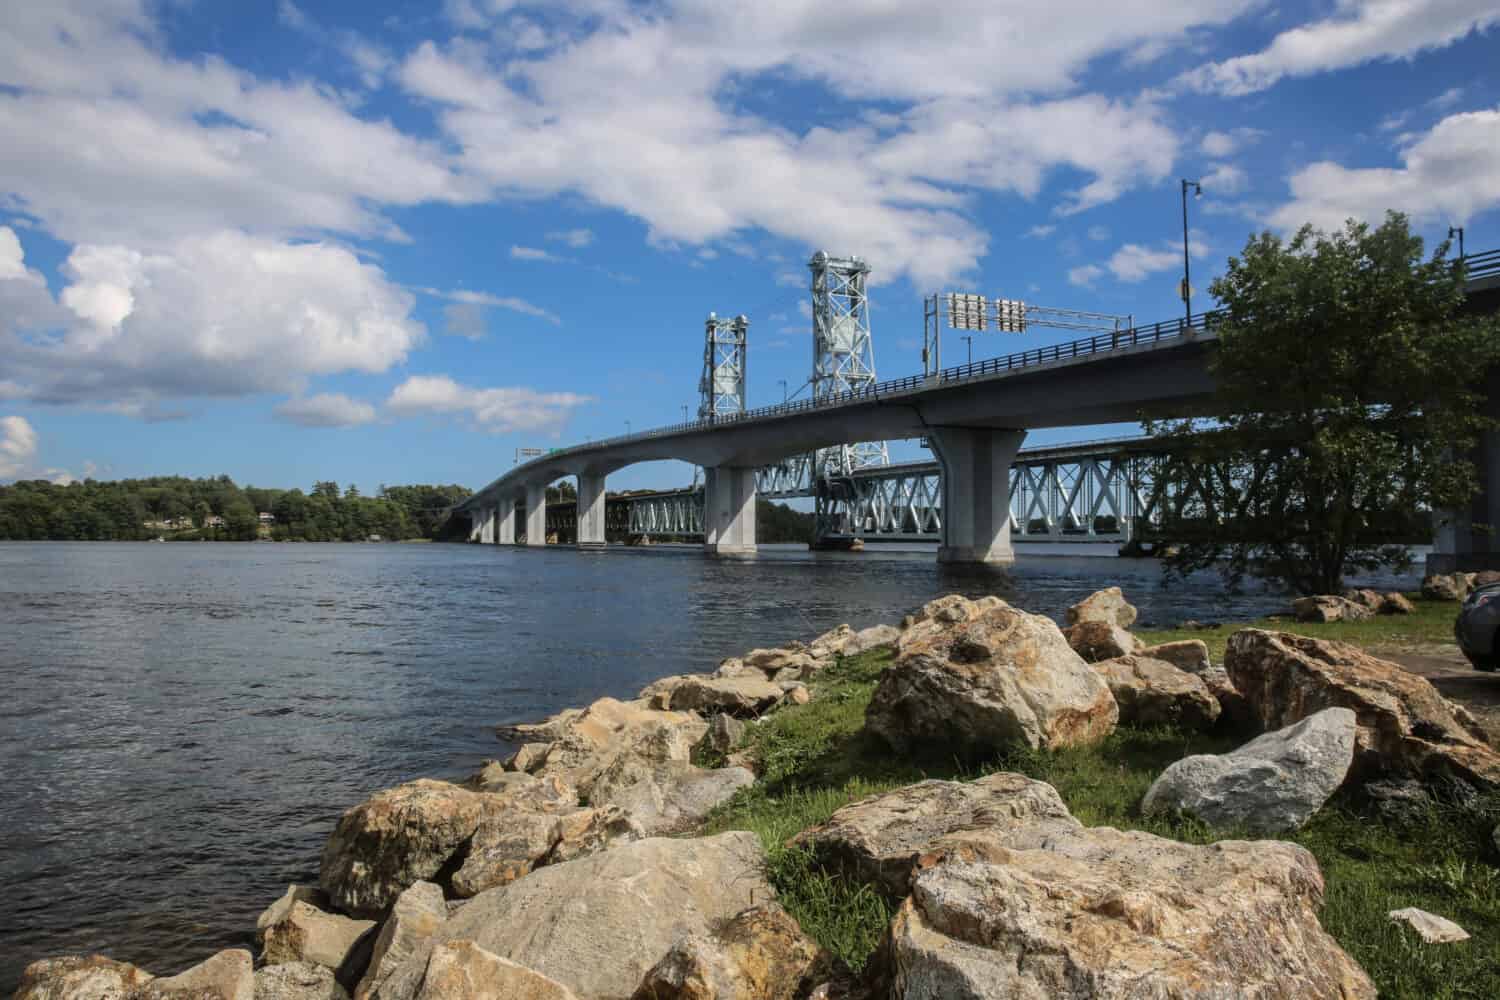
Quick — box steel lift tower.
[809,251,889,538]
[699,313,748,420]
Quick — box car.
[1454,581,1500,671]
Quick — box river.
[0,541,1421,985]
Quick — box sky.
[1,0,1498,495]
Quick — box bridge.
[457,248,1500,567]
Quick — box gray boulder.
[1064,586,1137,628]
[255,964,350,1000]
[1292,595,1373,623]
[592,758,754,834]
[700,713,747,755]
[1142,707,1357,833]
[260,900,376,972]
[140,950,255,1000]
[408,942,578,1000]
[355,882,446,1000]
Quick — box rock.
[450,804,642,897]
[737,646,823,681]
[631,903,829,1000]
[370,833,771,1000]
[1475,569,1500,588]
[495,708,583,746]
[1378,592,1416,615]
[320,780,495,918]
[700,714,747,755]
[593,758,754,835]
[1292,595,1374,623]
[1060,620,1140,663]
[641,675,786,717]
[1388,907,1471,943]
[867,596,1117,755]
[845,624,901,657]
[256,964,350,1000]
[889,831,1375,1000]
[411,941,578,1000]
[1363,779,1433,825]
[1089,655,1221,730]
[1142,708,1357,832]
[789,773,1081,896]
[1138,639,1211,673]
[1064,586,1137,629]
[900,594,1007,635]
[1421,573,1469,601]
[142,950,255,1000]
[356,882,447,1000]
[1341,588,1383,611]
[257,885,330,943]
[514,697,709,797]
[1225,630,1500,788]
[262,900,377,972]
[781,684,811,706]
[13,956,154,1000]
[461,762,539,795]
[506,743,551,774]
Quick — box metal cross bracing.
[699,313,748,420]
[809,252,889,478]
[626,489,704,537]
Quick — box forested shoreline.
[0,477,472,542]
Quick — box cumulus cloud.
[386,375,591,434]
[273,393,378,428]
[0,415,38,479]
[511,245,567,262]
[1200,127,1264,157]
[1068,264,1104,287]
[1202,163,1249,194]
[1269,106,1500,231]
[1181,0,1500,97]
[546,228,595,248]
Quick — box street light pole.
[625,420,631,435]
[777,379,787,403]
[1181,178,1201,324]
[681,405,688,422]
[961,335,973,364]
[1449,225,1466,260]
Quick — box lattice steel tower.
[698,313,748,420]
[809,252,889,475]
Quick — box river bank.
[16,584,1499,1000]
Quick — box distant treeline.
[757,498,815,544]
[0,477,472,542]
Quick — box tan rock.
[505,743,550,774]
[592,757,754,835]
[262,901,376,971]
[543,805,644,865]
[1341,588,1383,611]
[1389,907,1470,944]
[1421,573,1468,601]
[450,803,641,897]
[494,709,583,746]
[1060,620,1140,662]
[1089,654,1221,730]
[257,886,330,943]
[890,831,1374,999]
[13,956,154,1000]
[1379,592,1416,615]
[898,595,1006,636]
[142,950,255,1000]
[789,773,1080,896]
[357,882,447,1000]
[1292,595,1374,623]
[1226,629,1500,788]
[781,684,811,706]
[700,713,747,755]
[1139,639,1211,674]
[256,963,350,1000]
[412,941,578,1000]
[517,697,708,797]
[369,834,771,1000]
[869,597,1117,755]
[1064,586,1137,629]
[462,762,538,795]
[640,675,786,717]
[631,903,829,1000]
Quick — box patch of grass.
[1136,593,1459,661]
[700,642,1500,996]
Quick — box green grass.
[700,638,1500,996]
[1136,593,1460,661]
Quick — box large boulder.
[410,942,578,1000]
[631,903,829,1000]
[1421,573,1468,601]
[889,832,1375,1000]
[1064,586,1137,629]
[1226,630,1500,788]
[255,964,351,1000]
[261,899,376,973]
[1142,708,1357,832]
[450,803,643,897]
[505,697,709,797]
[1292,595,1373,624]
[367,833,771,1000]
[356,882,447,1000]
[1060,620,1140,663]
[139,950,255,1000]
[592,758,755,835]
[640,675,786,717]
[1089,655,1221,730]
[700,713,747,756]
[1139,639,1211,673]
[789,773,1080,896]
[13,956,155,1000]
[867,597,1117,755]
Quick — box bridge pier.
[929,427,1027,565]
[469,507,487,543]
[525,485,547,546]
[497,497,516,545]
[578,474,607,548]
[704,465,757,556]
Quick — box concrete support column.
[704,465,757,556]
[479,505,496,544]
[525,484,548,547]
[578,474,607,548]
[496,498,516,545]
[929,426,1027,565]
[1429,369,1500,573]
[469,508,486,543]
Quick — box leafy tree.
[1147,212,1500,594]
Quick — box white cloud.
[1269,106,1500,231]
[510,245,567,262]
[274,393,377,428]
[1106,243,1182,282]
[1182,1,1500,97]
[443,302,488,340]
[1429,86,1466,110]
[1025,224,1057,238]
[386,375,591,434]
[1087,225,1110,241]
[0,415,38,479]
[1202,162,1249,194]
[1068,264,1104,287]
[546,228,594,248]
[419,286,561,325]
[1199,127,1264,157]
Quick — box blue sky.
[1,0,1497,494]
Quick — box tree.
[1147,212,1500,594]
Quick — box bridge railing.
[1465,249,1500,282]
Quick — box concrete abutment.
[928,426,1027,565]
[704,465,757,556]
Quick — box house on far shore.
[204,514,226,528]
[258,512,275,524]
